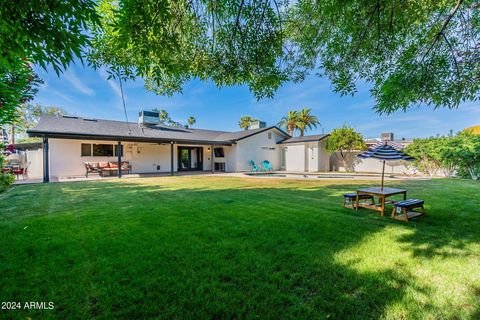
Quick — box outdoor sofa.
[84,161,132,177]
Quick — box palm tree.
[238,116,256,130]
[187,116,196,127]
[277,110,299,136]
[296,108,320,136]
[158,109,169,124]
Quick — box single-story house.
[26,111,330,182]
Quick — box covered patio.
[37,137,231,183]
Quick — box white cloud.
[63,70,95,96]
[98,68,124,101]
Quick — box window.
[81,144,92,156]
[114,144,123,157]
[93,144,113,156]
[268,132,272,139]
[214,148,225,157]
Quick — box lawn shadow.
[0,177,476,318]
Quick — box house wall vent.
[138,110,160,126]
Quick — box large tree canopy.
[88,0,297,98]
[1,0,478,117]
[290,0,480,113]
[0,0,99,126]
[0,0,99,73]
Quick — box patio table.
[355,187,407,216]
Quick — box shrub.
[0,143,15,193]
[0,172,15,193]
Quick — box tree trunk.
[288,125,293,136]
[340,152,350,172]
[300,128,304,136]
[9,125,14,145]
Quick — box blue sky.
[32,62,479,139]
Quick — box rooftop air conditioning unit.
[248,120,266,130]
[138,110,160,126]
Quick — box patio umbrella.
[357,141,414,190]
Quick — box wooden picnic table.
[356,187,407,216]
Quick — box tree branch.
[421,0,464,63]
[442,32,461,78]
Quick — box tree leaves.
[88,0,295,99]
[0,60,43,125]
[0,0,100,74]
[290,0,480,113]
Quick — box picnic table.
[356,187,407,216]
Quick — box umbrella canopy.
[357,141,414,189]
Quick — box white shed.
[279,134,330,172]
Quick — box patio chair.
[249,160,259,172]
[263,160,273,172]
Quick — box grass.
[1,176,479,319]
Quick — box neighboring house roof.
[365,138,412,147]
[279,134,329,144]
[12,142,43,151]
[27,115,290,145]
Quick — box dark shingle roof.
[27,115,289,144]
[279,134,329,144]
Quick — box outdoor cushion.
[98,162,110,168]
[394,199,424,208]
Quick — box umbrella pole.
[381,160,385,190]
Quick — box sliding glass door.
[177,147,203,171]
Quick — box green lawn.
[1,177,479,319]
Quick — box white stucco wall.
[231,128,285,171]
[48,139,175,178]
[128,142,171,173]
[26,149,43,179]
[318,139,330,172]
[329,151,416,174]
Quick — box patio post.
[117,141,122,178]
[170,142,174,176]
[42,136,49,183]
[210,144,214,173]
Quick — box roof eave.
[27,130,233,146]
[279,134,330,144]
[233,126,290,142]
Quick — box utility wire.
[117,72,131,135]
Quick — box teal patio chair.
[249,160,259,172]
[263,160,273,172]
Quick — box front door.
[178,147,203,171]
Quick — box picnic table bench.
[391,199,425,222]
[356,187,407,216]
